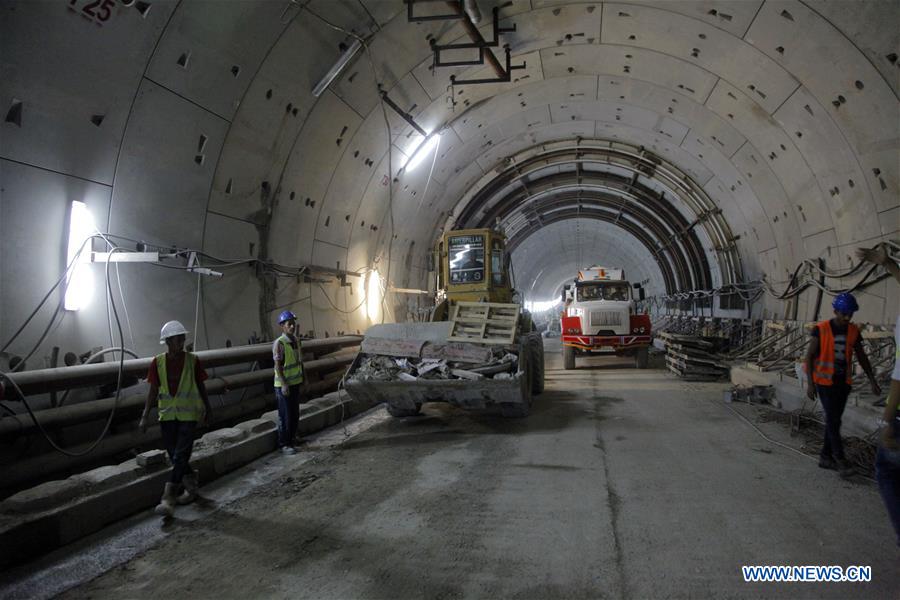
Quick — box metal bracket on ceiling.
[449,46,525,85]
[405,0,465,22]
[428,6,516,53]
[407,1,521,88]
[378,87,427,136]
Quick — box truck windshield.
[576,283,630,301]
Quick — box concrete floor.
[5,339,898,599]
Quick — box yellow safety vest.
[156,352,203,422]
[274,334,304,387]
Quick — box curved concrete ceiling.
[1,0,897,361]
[511,218,665,303]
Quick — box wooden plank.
[448,301,519,345]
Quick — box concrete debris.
[416,359,445,376]
[724,385,775,404]
[348,345,518,383]
[451,369,484,380]
[136,449,168,468]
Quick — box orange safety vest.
[812,320,858,386]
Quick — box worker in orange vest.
[805,293,882,477]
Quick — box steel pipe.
[0,353,356,440]
[446,0,505,78]
[462,0,481,23]
[0,371,347,494]
[1,336,362,398]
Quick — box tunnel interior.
[2,0,898,366]
[0,0,899,588]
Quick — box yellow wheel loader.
[344,228,545,418]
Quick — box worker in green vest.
[273,310,306,455]
[139,320,211,518]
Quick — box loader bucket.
[342,322,533,416]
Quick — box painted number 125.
[69,0,117,23]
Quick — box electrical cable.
[272,296,312,312]
[300,2,397,325]
[722,400,876,484]
[316,283,367,314]
[56,346,140,407]
[114,260,137,353]
[0,234,96,357]
[653,246,893,306]
[0,247,128,457]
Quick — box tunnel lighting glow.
[64,201,96,311]
[403,133,441,173]
[524,299,561,313]
[365,269,382,321]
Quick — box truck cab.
[560,266,651,369]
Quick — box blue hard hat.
[278,310,297,324]
[832,292,859,314]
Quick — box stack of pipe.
[0,337,361,494]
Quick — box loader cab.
[436,228,513,304]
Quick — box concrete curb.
[0,391,375,569]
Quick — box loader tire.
[634,347,649,369]
[387,402,422,417]
[528,333,545,395]
[501,338,533,418]
[563,344,576,370]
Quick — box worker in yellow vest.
[805,293,881,478]
[273,310,305,455]
[139,320,211,517]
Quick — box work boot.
[818,456,836,470]
[155,482,176,517]
[176,473,199,505]
[835,458,856,478]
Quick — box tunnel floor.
[5,340,898,599]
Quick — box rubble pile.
[724,385,775,404]
[348,343,518,383]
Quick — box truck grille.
[590,311,622,327]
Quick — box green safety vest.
[156,352,203,422]
[274,334,304,387]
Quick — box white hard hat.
[159,320,189,344]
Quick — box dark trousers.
[160,420,197,484]
[276,384,301,448]
[876,421,900,547]
[816,382,850,461]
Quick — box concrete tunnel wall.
[1,1,898,379]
